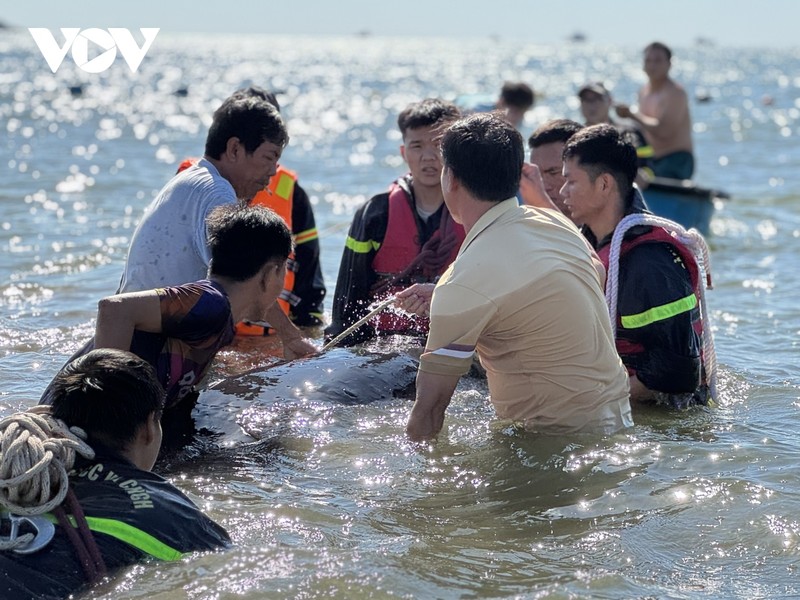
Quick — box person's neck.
[205,156,241,197]
[586,199,626,243]
[209,275,251,322]
[412,182,445,215]
[648,75,670,91]
[459,194,503,234]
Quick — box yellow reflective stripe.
[46,513,184,561]
[345,236,380,254]
[637,145,655,159]
[294,227,318,245]
[274,173,295,200]
[620,293,697,329]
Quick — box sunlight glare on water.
[1,31,800,598]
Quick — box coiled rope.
[0,404,107,580]
[604,213,718,401]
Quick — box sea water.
[1,31,799,598]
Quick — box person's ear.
[143,411,160,446]
[400,144,407,164]
[224,137,242,161]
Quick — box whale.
[158,346,419,466]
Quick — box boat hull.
[642,177,724,235]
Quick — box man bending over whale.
[41,205,293,415]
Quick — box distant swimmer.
[615,42,695,180]
[0,349,229,600]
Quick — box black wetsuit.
[0,448,230,599]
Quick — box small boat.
[642,177,728,235]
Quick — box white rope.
[605,213,718,401]
[0,405,94,550]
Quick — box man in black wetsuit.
[560,124,709,408]
[0,349,230,599]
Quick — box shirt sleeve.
[419,281,497,377]
[617,241,702,393]
[289,183,326,326]
[158,282,231,346]
[324,194,388,343]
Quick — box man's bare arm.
[95,291,162,350]
[406,370,460,441]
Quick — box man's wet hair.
[397,98,461,138]
[528,119,583,149]
[441,113,523,202]
[645,41,672,61]
[207,204,292,281]
[562,124,638,202]
[204,96,288,159]
[226,86,280,112]
[500,81,535,109]
[49,349,165,453]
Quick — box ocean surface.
[1,31,799,599]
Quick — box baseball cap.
[578,82,611,99]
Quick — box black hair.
[500,81,535,109]
[645,41,672,61]
[441,113,523,202]
[207,204,292,281]
[226,86,280,112]
[204,96,288,159]
[49,349,165,453]
[562,124,638,202]
[528,119,583,149]
[397,98,461,138]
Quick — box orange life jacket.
[236,166,298,336]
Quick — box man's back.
[119,159,236,293]
[425,200,631,433]
[0,451,229,600]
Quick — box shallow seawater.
[1,31,799,598]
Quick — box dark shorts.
[650,151,695,180]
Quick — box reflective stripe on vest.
[46,513,183,561]
[294,227,318,246]
[621,293,698,329]
[345,237,381,254]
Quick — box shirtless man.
[615,42,694,180]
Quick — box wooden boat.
[642,177,728,235]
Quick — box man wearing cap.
[579,82,652,185]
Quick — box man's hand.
[395,283,435,317]
[264,302,319,360]
[520,163,559,211]
[615,103,633,119]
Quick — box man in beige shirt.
[615,41,694,180]
[398,113,632,442]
